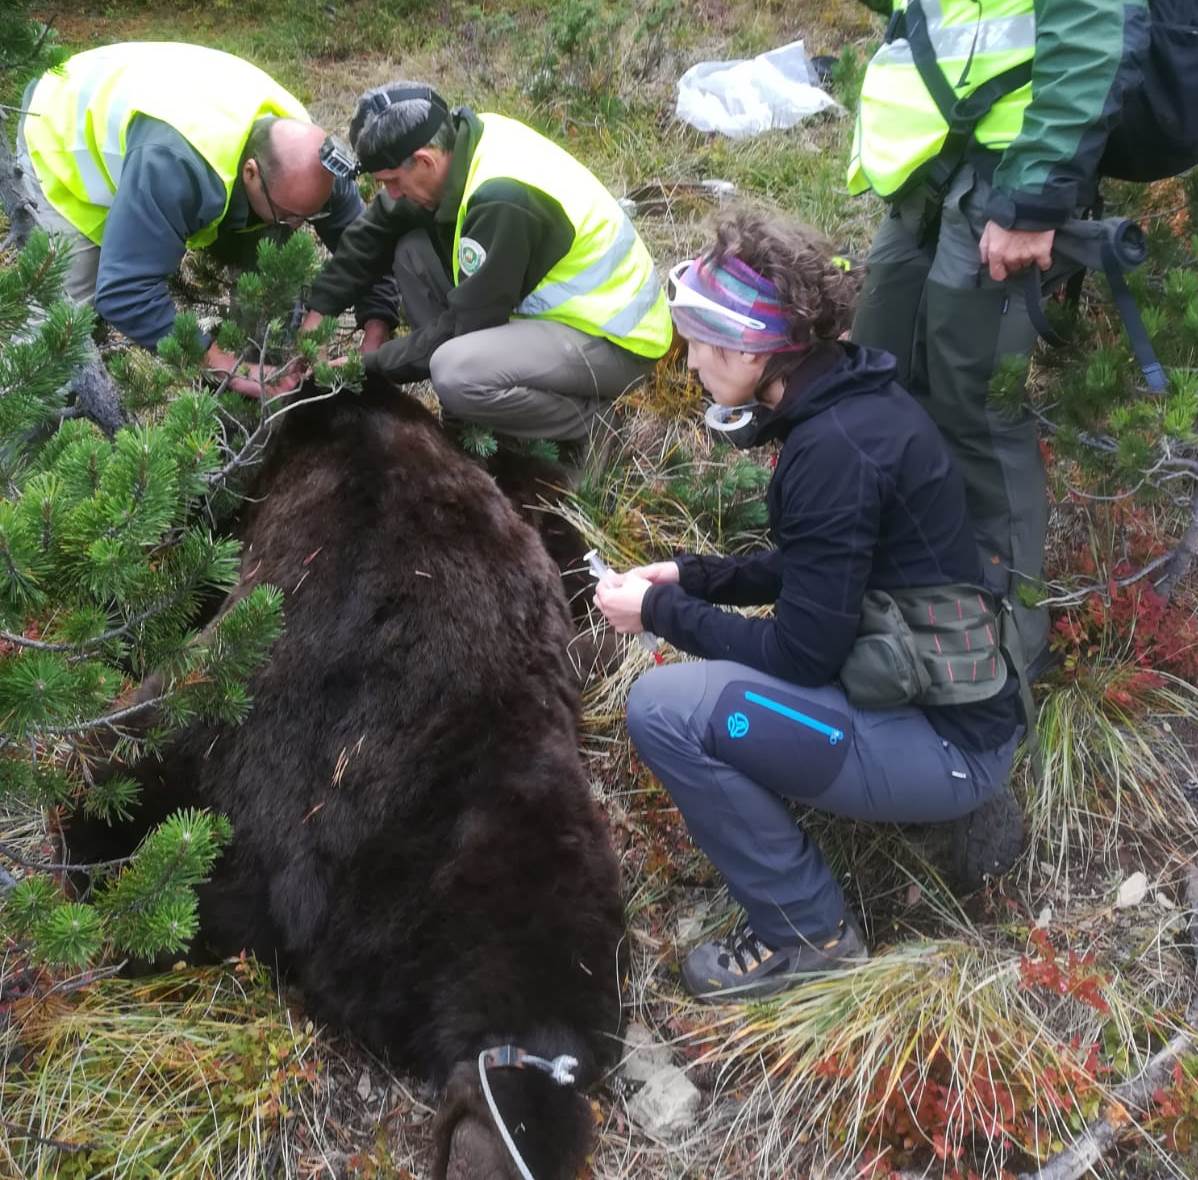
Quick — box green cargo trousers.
[851,164,1080,665]
[393,230,655,443]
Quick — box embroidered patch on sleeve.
[459,237,487,276]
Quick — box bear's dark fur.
[67,378,625,1179]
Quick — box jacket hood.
[750,343,899,445]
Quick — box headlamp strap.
[357,86,451,173]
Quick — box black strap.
[1101,242,1167,392]
[1023,270,1067,348]
[1023,253,1167,393]
[904,0,962,126]
[898,0,1034,212]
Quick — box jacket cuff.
[674,554,708,597]
[983,189,1073,232]
[306,288,350,318]
[641,582,672,634]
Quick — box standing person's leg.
[627,660,1018,998]
[919,165,1079,665]
[851,193,936,390]
[429,318,653,441]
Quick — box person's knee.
[393,229,435,273]
[625,674,659,753]
[626,664,703,761]
[429,338,487,414]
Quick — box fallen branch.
[1018,868,1198,1180]
[35,960,126,1001]
[1156,483,1198,602]
[0,1118,90,1154]
[0,840,132,875]
[0,109,39,250]
[1035,551,1175,608]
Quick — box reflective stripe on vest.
[848,0,1036,199]
[453,114,671,360]
[23,42,310,247]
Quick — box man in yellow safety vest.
[17,41,397,404]
[847,0,1150,673]
[302,81,673,443]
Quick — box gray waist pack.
[838,583,1009,710]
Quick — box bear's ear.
[431,1062,512,1180]
[439,1114,514,1180]
[432,1057,594,1180]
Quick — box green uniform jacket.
[858,0,1149,229]
[307,108,635,381]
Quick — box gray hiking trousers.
[12,109,124,435]
[15,104,102,304]
[852,164,1083,664]
[627,659,1019,946]
[392,230,654,442]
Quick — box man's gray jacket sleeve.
[93,117,227,350]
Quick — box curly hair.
[706,206,859,347]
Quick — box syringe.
[584,549,660,653]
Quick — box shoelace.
[718,925,774,973]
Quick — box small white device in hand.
[584,549,659,653]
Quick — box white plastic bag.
[675,40,841,139]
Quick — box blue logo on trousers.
[726,712,750,739]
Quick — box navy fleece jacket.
[641,343,1021,752]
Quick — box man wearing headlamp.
[301,82,673,443]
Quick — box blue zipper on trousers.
[743,691,845,745]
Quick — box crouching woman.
[595,208,1027,1002]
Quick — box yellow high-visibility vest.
[454,114,672,359]
[23,42,310,246]
[848,0,1036,198]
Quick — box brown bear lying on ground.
[67,376,626,1179]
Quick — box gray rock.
[621,1021,675,1083]
[626,1064,701,1137]
[1115,870,1149,909]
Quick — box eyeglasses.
[257,162,331,227]
[666,260,768,332]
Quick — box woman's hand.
[626,560,680,586]
[595,572,653,634]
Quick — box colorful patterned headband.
[667,254,807,354]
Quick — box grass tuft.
[679,932,1186,1178]
[1024,666,1198,879]
[1,964,323,1180]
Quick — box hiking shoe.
[680,918,867,1002]
[945,780,1025,892]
